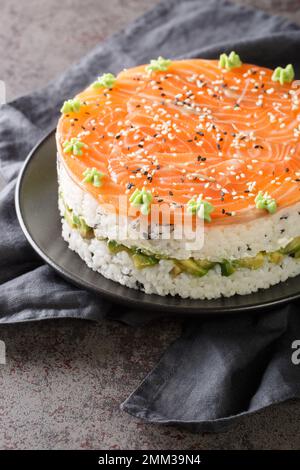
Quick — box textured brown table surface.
[1,0,300,450]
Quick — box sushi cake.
[56,54,300,299]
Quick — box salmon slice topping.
[56,58,300,224]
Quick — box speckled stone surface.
[0,0,300,450]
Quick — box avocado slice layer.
[62,202,300,277]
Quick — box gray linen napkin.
[1,0,300,431]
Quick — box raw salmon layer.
[57,58,300,224]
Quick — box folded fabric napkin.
[1,0,300,431]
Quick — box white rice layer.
[61,217,300,300]
[58,155,300,261]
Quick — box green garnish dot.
[219,51,242,71]
[255,191,277,214]
[60,98,81,114]
[92,73,116,89]
[272,64,295,85]
[129,188,153,215]
[187,195,215,222]
[63,138,87,156]
[146,56,172,73]
[82,167,104,187]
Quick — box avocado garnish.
[63,137,87,156]
[146,56,172,73]
[92,73,116,89]
[82,168,105,187]
[272,64,295,85]
[219,51,242,71]
[61,99,81,114]
[187,195,215,222]
[129,188,153,215]
[255,191,277,214]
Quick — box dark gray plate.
[15,130,300,315]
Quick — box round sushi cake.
[56,54,300,299]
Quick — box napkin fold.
[122,306,300,431]
[1,0,300,431]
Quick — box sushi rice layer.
[58,159,300,299]
[60,217,300,300]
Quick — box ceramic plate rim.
[15,130,300,316]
